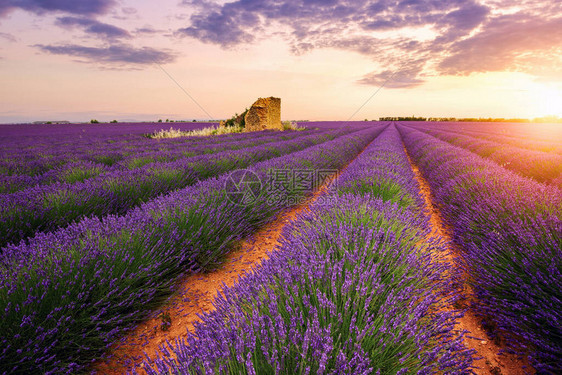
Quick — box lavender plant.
[398,125,562,373]
[0,129,348,248]
[431,124,562,154]
[0,128,319,191]
[0,126,384,374]
[406,124,562,186]
[141,126,474,374]
[413,121,562,145]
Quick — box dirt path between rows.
[402,143,531,375]
[93,137,379,374]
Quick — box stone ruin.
[220,97,283,132]
[245,97,283,132]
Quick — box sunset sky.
[0,0,561,123]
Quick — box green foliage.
[160,312,172,331]
[62,166,103,183]
[90,119,99,124]
[150,125,244,139]
[204,201,444,374]
[282,121,306,131]
[224,108,249,128]
[338,178,416,208]
[92,154,123,166]
[127,157,155,170]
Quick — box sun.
[528,84,562,119]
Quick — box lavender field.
[0,121,561,374]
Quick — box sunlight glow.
[528,84,562,118]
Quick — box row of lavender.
[299,120,381,130]
[142,125,474,374]
[398,125,562,373]
[417,121,562,143]
[434,125,561,154]
[405,123,562,187]
[0,123,203,174]
[408,121,562,154]
[0,126,385,374]
[0,129,320,193]
[0,121,365,179]
[0,122,207,153]
[0,122,206,140]
[0,128,343,248]
[0,127,316,182]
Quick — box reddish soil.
[403,145,532,375]
[93,142,374,374]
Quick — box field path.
[402,141,531,375]
[93,133,380,374]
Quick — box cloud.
[176,0,562,85]
[444,2,490,31]
[438,14,562,77]
[112,6,139,21]
[178,0,485,46]
[359,61,427,88]
[0,32,17,42]
[121,7,137,15]
[177,8,260,46]
[35,43,176,66]
[0,0,115,17]
[180,0,220,10]
[56,16,130,39]
[135,26,165,35]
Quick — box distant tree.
[192,119,197,122]
[158,119,162,122]
[533,116,561,123]
[224,108,249,128]
[45,121,52,124]
[165,119,169,122]
[90,119,99,124]
[110,120,118,123]
[379,116,427,121]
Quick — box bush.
[90,119,99,124]
[282,121,306,131]
[151,125,244,139]
[224,108,249,128]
